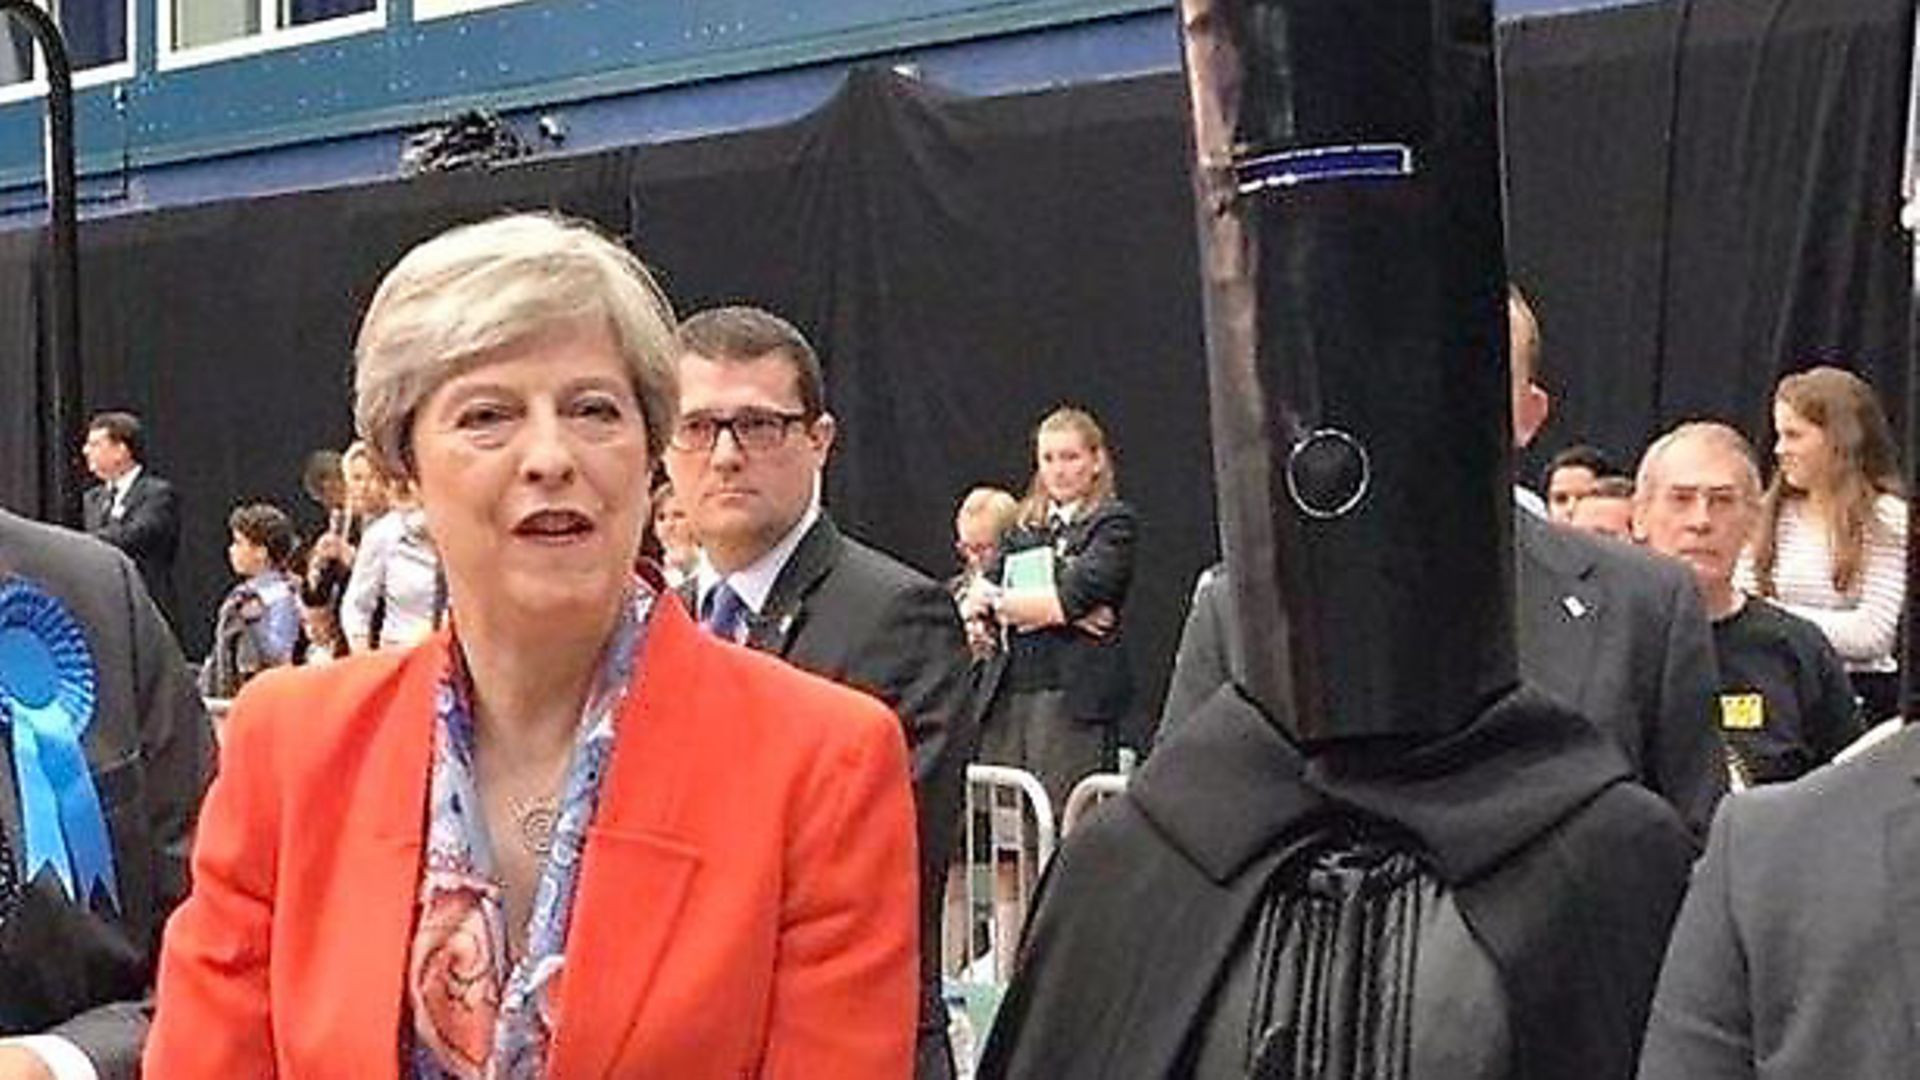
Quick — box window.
[0,0,133,91]
[412,0,528,22]
[163,0,378,64]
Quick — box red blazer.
[146,595,919,1077]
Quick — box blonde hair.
[353,212,679,478]
[957,486,1019,542]
[1751,366,1905,597]
[1017,406,1116,528]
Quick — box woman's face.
[1037,428,1100,506]
[344,455,389,517]
[409,322,652,631]
[1772,399,1835,493]
[652,490,698,562]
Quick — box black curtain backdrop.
[627,70,1212,748]
[0,227,41,508]
[0,0,1910,739]
[1502,0,1915,481]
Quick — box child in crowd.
[953,486,1019,660]
[296,577,348,665]
[200,502,302,698]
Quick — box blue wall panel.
[0,0,1164,187]
[0,0,1650,215]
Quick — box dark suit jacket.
[1514,513,1726,834]
[701,515,976,1074]
[82,472,182,621]
[0,509,213,1077]
[996,500,1137,722]
[1639,728,1920,1080]
[1158,514,1726,835]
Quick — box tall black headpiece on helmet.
[1182,0,1518,745]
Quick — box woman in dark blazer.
[145,212,919,1077]
[976,406,1137,814]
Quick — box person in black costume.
[976,2,1697,1078]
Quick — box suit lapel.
[1882,737,1920,1047]
[82,486,105,531]
[333,639,441,1077]
[747,516,839,657]
[549,600,707,1076]
[1053,504,1100,558]
[1515,515,1603,710]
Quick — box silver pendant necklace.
[514,795,559,859]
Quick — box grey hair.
[353,212,679,477]
[1635,421,1763,500]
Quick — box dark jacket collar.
[1135,682,1635,886]
[747,515,842,651]
[1515,511,1598,581]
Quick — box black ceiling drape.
[627,70,1213,745]
[1502,0,1915,481]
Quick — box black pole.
[1902,0,1919,722]
[0,1,79,526]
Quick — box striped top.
[1736,493,1909,672]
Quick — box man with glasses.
[1632,422,1858,785]
[664,305,975,1080]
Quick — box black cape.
[978,684,1697,1079]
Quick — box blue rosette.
[0,577,118,910]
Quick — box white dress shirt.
[694,497,821,642]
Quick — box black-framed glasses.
[670,408,812,453]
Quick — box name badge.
[1719,692,1765,731]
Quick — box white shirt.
[695,496,822,639]
[1513,484,1548,520]
[0,1035,97,1080]
[107,465,143,519]
[340,508,443,649]
[1735,493,1908,671]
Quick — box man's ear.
[1513,382,1551,450]
[810,412,837,458]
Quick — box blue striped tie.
[701,581,747,642]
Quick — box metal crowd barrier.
[1060,772,1128,838]
[945,765,1055,1075]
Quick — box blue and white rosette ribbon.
[0,578,118,910]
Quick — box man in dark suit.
[1160,289,1726,835]
[1639,727,1920,1079]
[663,305,975,1080]
[0,508,213,1079]
[79,413,181,625]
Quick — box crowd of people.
[1535,362,1910,749]
[0,211,1908,1078]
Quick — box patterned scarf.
[407,585,652,1079]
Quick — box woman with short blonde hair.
[147,212,919,1076]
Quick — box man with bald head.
[1632,422,1857,784]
